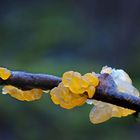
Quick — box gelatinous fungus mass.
[2,85,43,101]
[50,71,99,109]
[0,67,11,80]
[89,66,139,124]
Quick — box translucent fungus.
[2,85,43,101]
[50,71,99,109]
[89,102,113,124]
[62,71,85,94]
[89,66,139,124]
[50,83,87,109]
[62,71,99,98]
[0,67,11,80]
[83,73,99,87]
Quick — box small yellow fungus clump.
[50,83,87,109]
[0,67,11,80]
[89,100,135,124]
[2,85,42,101]
[89,66,139,124]
[50,71,99,109]
[62,71,99,98]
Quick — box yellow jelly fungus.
[89,101,135,124]
[89,66,139,124]
[83,73,99,98]
[0,67,11,80]
[50,83,87,109]
[89,102,113,124]
[2,85,42,101]
[83,73,99,87]
[50,71,99,109]
[112,106,135,117]
[62,71,99,98]
[62,71,84,94]
[86,86,96,98]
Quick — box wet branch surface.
[0,71,140,112]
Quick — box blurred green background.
[0,0,140,140]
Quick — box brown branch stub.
[0,71,140,112]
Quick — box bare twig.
[0,71,140,112]
[0,71,61,90]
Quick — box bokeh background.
[0,0,140,140]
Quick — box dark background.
[0,0,140,140]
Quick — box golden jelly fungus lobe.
[50,83,87,109]
[0,67,11,80]
[83,73,99,87]
[62,71,99,98]
[89,102,113,124]
[2,86,42,101]
[89,100,135,124]
[62,71,85,94]
[88,66,139,124]
[86,86,95,98]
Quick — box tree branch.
[0,71,61,90]
[0,71,140,112]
